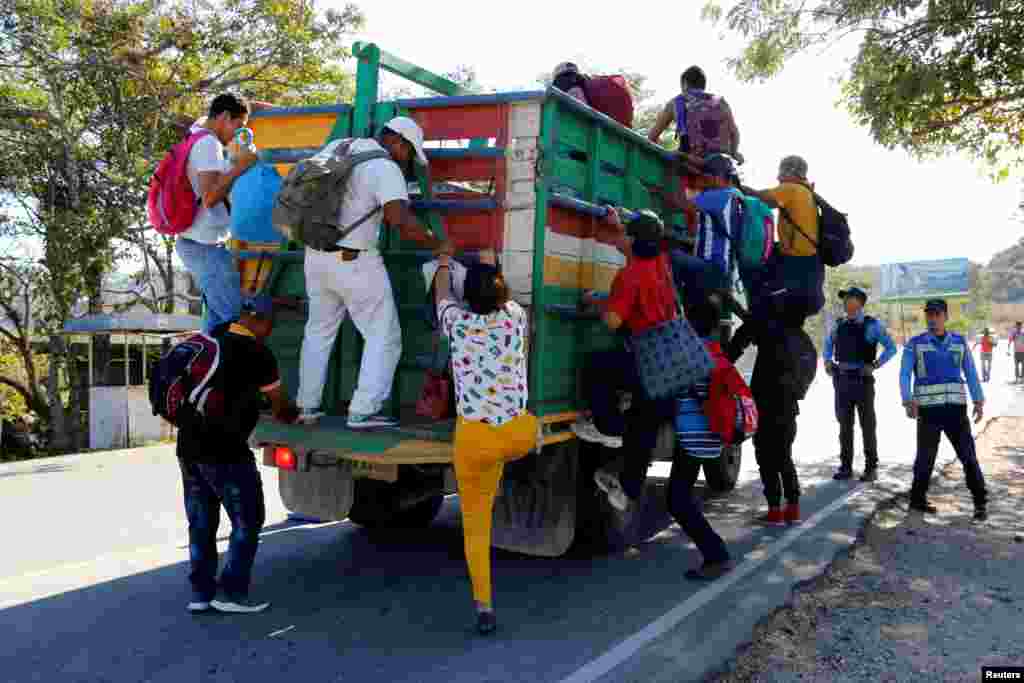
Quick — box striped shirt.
[675,380,722,459]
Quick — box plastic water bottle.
[230,127,256,162]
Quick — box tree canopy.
[0,0,365,449]
[703,0,1024,173]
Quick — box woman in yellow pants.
[433,250,536,635]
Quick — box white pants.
[298,248,402,416]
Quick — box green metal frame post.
[353,43,381,138]
[529,99,559,419]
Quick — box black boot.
[833,466,853,481]
[860,461,878,482]
[974,504,988,522]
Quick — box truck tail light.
[273,446,297,470]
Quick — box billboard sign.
[879,258,970,302]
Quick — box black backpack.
[780,191,854,267]
[781,327,818,401]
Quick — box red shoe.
[784,503,801,524]
[756,508,786,527]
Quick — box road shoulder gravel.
[711,416,1024,683]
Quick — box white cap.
[382,116,428,167]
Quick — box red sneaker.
[784,503,801,524]
[756,508,786,527]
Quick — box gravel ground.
[712,417,1024,683]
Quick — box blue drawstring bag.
[229,162,283,243]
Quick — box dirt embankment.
[714,418,1024,683]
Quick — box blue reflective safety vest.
[899,331,984,407]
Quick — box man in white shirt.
[176,93,257,335]
[298,117,453,429]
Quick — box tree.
[0,0,364,451]
[703,0,1024,172]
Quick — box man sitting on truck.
[179,295,299,615]
[296,117,453,429]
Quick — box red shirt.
[979,336,994,353]
[605,253,678,334]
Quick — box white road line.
[559,486,869,683]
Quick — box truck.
[244,43,753,556]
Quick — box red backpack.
[581,75,634,128]
[147,129,213,236]
[704,342,758,446]
[148,333,227,428]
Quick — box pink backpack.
[148,129,213,236]
[674,91,735,158]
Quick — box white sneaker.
[571,420,623,448]
[210,599,270,614]
[347,411,399,430]
[594,470,630,512]
[297,409,324,425]
[187,601,212,613]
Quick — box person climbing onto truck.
[571,210,678,513]
[647,66,743,163]
[178,295,299,615]
[670,293,735,580]
[647,66,743,237]
[656,153,743,298]
[824,287,898,482]
[971,328,995,383]
[175,93,257,335]
[432,249,537,636]
[727,313,817,526]
[296,117,454,429]
[739,154,824,333]
[552,62,588,103]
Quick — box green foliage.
[704,0,1024,171]
[0,0,364,443]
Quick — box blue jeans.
[176,238,242,334]
[178,456,266,602]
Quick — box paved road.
[2,347,1021,683]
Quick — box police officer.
[824,287,897,482]
[900,299,987,521]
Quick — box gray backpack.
[271,138,392,251]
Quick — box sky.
[349,0,1022,267]
[2,1,1019,270]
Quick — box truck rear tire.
[702,443,742,492]
[346,479,444,530]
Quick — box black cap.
[924,299,948,314]
[838,287,867,303]
[703,153,737,181]
[626,210,665,243]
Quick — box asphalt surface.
[2,346,1021,683]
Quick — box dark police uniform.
[824,289,897,480]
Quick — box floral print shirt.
[438,298,528,426]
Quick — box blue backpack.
[735,194,774,270]
[698,189,773,272]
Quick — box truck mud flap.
[278,467,355,522]
[490,443,578,558]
